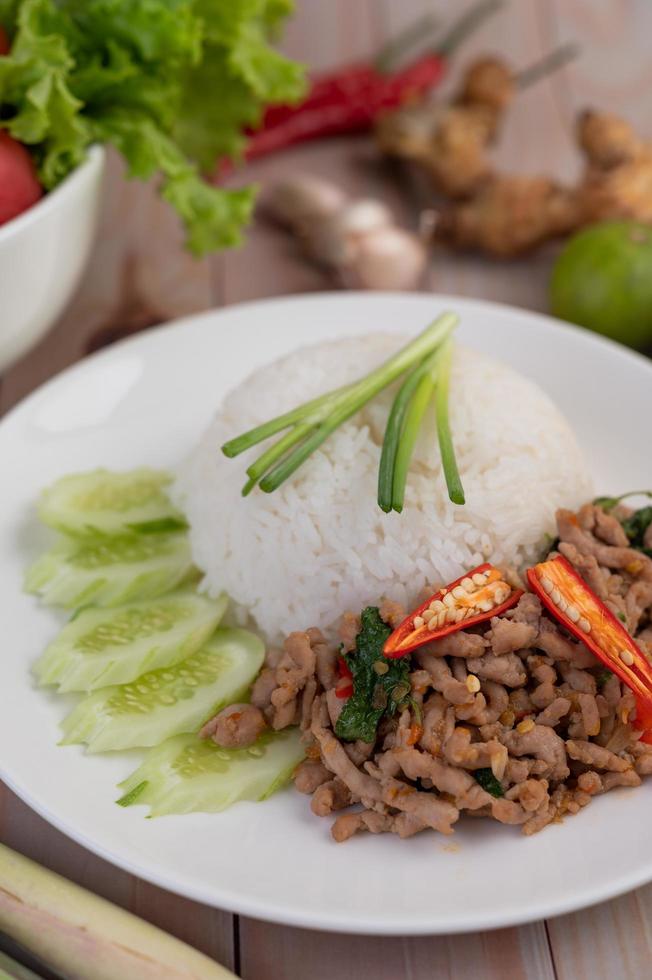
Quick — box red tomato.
[0,131,43,226]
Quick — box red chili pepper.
[245,55,445,163]
[527,555,652,741]
[0,26,9,55]
[215,1,502,177]
[335,655,354,699]
[384,563,523,658]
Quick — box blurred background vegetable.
[0,0,305,252]
[219,0,504,172]
[262,174,427,290]
[0,129,41,223]
[550,222,652,349]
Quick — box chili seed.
[566,604,580,622]
[578,618,591,633]
[472,573,485,586]
[619,649,635,667]
[412,616,424,629]
[491,749,508,780]
[516,717,535,734]
[540,576,554,594]
[373,659,389,675]
[466,674,481,694]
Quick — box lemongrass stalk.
[435,337,465,505]
[0,843,234,980]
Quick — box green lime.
[550,221,652,349]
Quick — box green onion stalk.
[222,311,465,509]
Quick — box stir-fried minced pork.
[293,759,331,795]
[205,498,652,842]
[199,704,266,748]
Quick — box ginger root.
[433,109,652,258]
[435,175,579,258]
[576,109,652,224]
[376,56,514,199]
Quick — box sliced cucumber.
[34,589,227,693]
[38,468,186,537]
[25,532,196,609]
[61,628,264,752]
[117,727,305,816]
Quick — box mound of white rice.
[174,334,593,643]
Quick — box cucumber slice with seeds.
[38,468,186,537]
[34,589,226,692]
[117,728,305,816]
[61,628,264,751]
[25,532,196,609]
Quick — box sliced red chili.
[527,555,652,739]
[335,655,354,699]
[383,563,523,658]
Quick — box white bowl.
[0,144,105,372]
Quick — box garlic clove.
[340,227,427,291]
[262,175,347,228]
[330,199,393,236]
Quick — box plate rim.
[2,290,652,935]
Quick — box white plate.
[1,293,651,935]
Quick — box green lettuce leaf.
[93,108,254,252]
[0,0,305,253]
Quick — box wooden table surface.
[2,1,652,977]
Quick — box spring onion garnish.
[434,336,465,505]
[221,312,465,508]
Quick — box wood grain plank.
[549,0,652,133]
[239,918,556,980]
[0,785,235,968]
[547,885,652,980]
[280,0,381,71]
